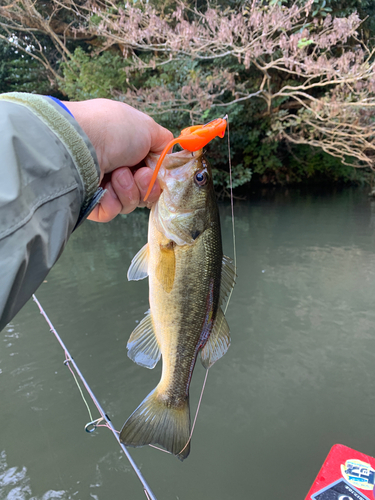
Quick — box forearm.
[0,93,100,331]
[0,92,173,330]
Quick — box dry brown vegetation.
[1,0,375,173]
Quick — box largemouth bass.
[120,149,235,460]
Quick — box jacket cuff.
[0,92,100,212]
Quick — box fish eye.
[194,170,207,187]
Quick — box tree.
[0,30,60,94]
[1,0,375,187]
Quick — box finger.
[149,122,174,155]
[87,182,122,223]
[111,167,141,215]
[134,167,162,206]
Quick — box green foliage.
[213,163,252,190]
[61,47,130,100]
[0,36,51,94]
[298,0,375,33]
[244,126,283,176]
[286,146,369,184]
[248,142,369,186]
[3,0,374,193]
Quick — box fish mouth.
[145,149,203,171]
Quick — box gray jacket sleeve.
[0,92,100,331]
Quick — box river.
[2,187,375,499]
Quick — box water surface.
[2,188,375,499]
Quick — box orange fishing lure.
[144,117,227,201]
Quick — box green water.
[2,188,375,499]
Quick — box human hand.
[64,99,173,222]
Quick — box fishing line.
[32,294,158,500]
[224,114,237,315]
[177,114,237,457]
[148,368,210,458]
[178,114,238,458]
[63,351,94,424]
[178,368,209,457]
[63,354,108,433]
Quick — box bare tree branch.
[1,0,375,169]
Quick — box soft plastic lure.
[143,116,227,201]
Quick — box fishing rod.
[32,294,157,500]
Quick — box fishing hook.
[143,115,227,201]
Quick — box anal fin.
[201,308,230,369]
[220,255,236,306]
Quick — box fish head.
[145,149,218,246]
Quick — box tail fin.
[120,389,191,461]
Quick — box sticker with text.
[311,478,370,500]
[341,459,375,491]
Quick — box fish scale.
[120,149,235,460]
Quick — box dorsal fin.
[127,311,161,369]
[127,244,149,281]
[200,308,230,369]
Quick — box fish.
[119,148,235,460]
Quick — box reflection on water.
[2,189,375,499]
[0,450,66,499]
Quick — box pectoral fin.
[220,255,236,306]
[127,311,161,369]
[127,244,149,281]
[200,308,231,369]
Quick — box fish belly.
[120,208,224,460]
[148,220,222,405]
